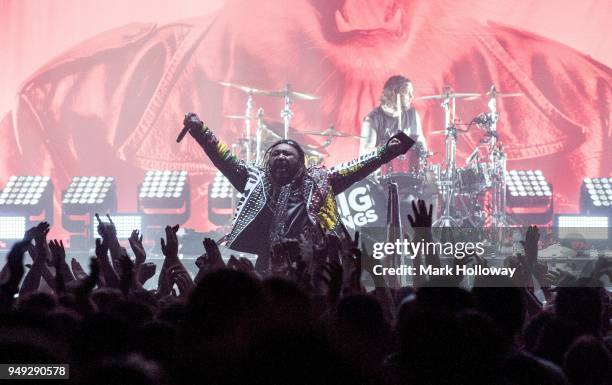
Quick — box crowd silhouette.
[0,200,610,385]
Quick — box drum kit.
[220,79,521,232]
[416,85,521,230]
[220,81,361,167]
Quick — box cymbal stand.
[433,87,461,228]
[244,91,254,163]
[322,124,335,148]
[280,84,294,139]
[484,86,509,229]
[255,107,265,164]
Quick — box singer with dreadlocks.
[183,112,414,272]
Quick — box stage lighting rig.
[207,171,240,226]
[61,176,117,234]
[0,216,27,241]
[0,176,54,241]
[554,214,609,247]
[580,177,612,215]
[137,170,190,226]
[506,170,553,224]
[90,214,143,240]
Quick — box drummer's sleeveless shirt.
[367,106,418,147]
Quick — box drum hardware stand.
[255,107,265,164]
[244,90,254,163]
[385,180,404,288]
[479,85,524,251]
[482,86,511,229]
[321,124,335,148]
[433,87,461,228]
[280,84,294,139]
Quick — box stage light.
[506,170,553,224]
[580,177,612,215]
[554,214,609,245]
[0,176,52,208]
[91,214,143,240]
[207,171,241,225]
[210,171,234,199]
[507,170,552,201]
[139,170,188,208]
[62,176,117,235]
[0,175,54,227]
[0,216,27,240]
[137,170,190,226]
[62,176,117,215]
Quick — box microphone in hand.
[176,112,203,143]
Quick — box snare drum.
[381,144,422,176]
[381,144,426,195]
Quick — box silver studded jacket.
[193,126,396,255]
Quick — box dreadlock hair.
[262,139,307,180]
[380,75,411,108]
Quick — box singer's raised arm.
[184,112,249,192]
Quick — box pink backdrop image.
[1,0,610,238]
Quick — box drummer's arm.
[329,146,393,194]
[359,116,377,155]
[186,114,249,192]
[413,110,427,151]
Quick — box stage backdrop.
[1,0,610,238]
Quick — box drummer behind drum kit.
[219,80,521,231]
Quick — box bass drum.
[335,176,387,231]
[381,143,427,196]
[380,143,423,175]
[457,162,490,194]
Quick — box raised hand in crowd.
[521,225,540,265]
[129,229,147,266]
[166,264,194,299]
[407,199,433,234]
[27,221,52,265]
[138,262,157,286]
[0,240,28,311]
[48,239,74,295]
[20,242,54,295]
[71,258,88,280]
[72,257,100,316]
[160,224,180,262]
[157,224,192,299]
[96,213,123,271]
[340,245,363,297]
[118,251,136,296]
[128,229,154,287]
[510,225,546,289]
[203,237,225,270]
[95,237,119,288]
[407,199,440,276]
[193,238,225,285]
[272,239,311,289]
[227,255,257,276]
[320,260,343,307]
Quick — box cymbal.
[304,144,328,157]
[260,121,328,155]
[430,129,471,135]
[417,92,481,101]
[219,81,272,95]
[303,128,364,139]
[263,84,320,100]
[224,114,252,120]
[464,92,524,101]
